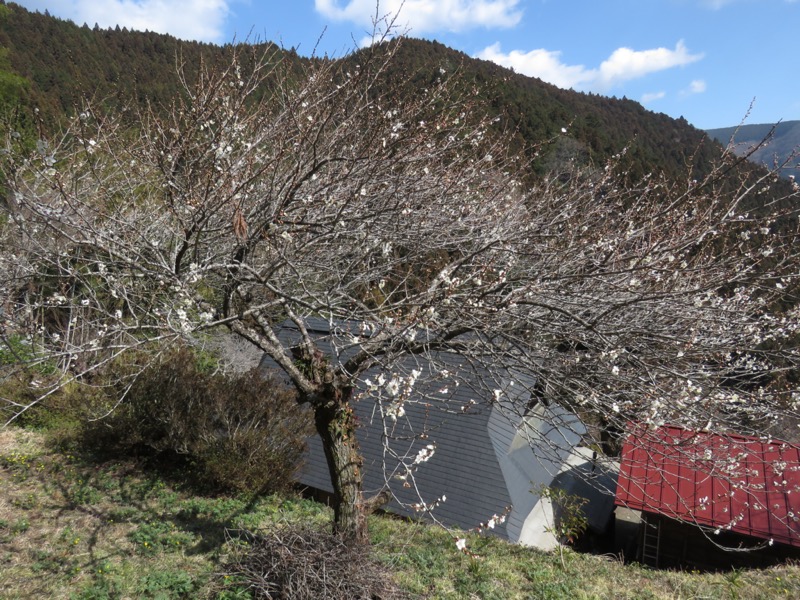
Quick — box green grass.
[1,426,799,599]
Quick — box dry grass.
[369,516,800,599]
[2,426,799,599]
[0,427,236,598]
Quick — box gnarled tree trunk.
[312,388,369,544]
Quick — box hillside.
[2,426,799,599]
[0,1,730,183]
[707,120,800,180]
[380,38,724,182]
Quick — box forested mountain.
[707,120,800,180]
[377,39,726,182]
[0,2,302,132]
[0,0,728,183]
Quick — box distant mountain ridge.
[0,1,720,183]
[706,121,800,180]
[0,0,793,193]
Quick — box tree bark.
[313,391,369,545]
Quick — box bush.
[222,525,404,599]
[81,345,312,494]
[0,334,62,428]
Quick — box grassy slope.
[1,426,799,600]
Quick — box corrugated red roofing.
[615,424,800,548]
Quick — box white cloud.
[17,1,231,42]
[681,79,707,96]
[702,0,737,8]
[597,42,703,88]
[477,40,703,92]
[689,79,707,93]
[315,0,522,34]
[642,91,666,104]
[476,44,592,88]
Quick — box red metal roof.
[615,424,800,548]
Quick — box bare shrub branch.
[222,525,404,599]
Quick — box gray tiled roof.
[259,318,585,541]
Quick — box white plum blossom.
[414,443,437,465]
[385,376,401,397]
[386,402,406,421]
[485,513,506,529]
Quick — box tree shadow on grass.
[1,428,335,598]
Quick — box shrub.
[222,525,404,599]
[81,345,313,494]
[0,334,62,427]
[0,333,36,366]
[538,485,589,545]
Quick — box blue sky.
[14,1,799,129]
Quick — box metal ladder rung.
[641,518,661,567]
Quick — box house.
[259,318,616,548]
[614,423,800,569]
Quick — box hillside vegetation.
[0,1,734,183]
[707,120,800,180]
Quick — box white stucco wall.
[487,400,587,548]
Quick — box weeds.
[138,570,198,598]
[70,572,119,600]
[11,517,30,534]
[0,450,44,481]
[1,427,799,599]
[129,521,192,555]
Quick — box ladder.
[640,515,661,568]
